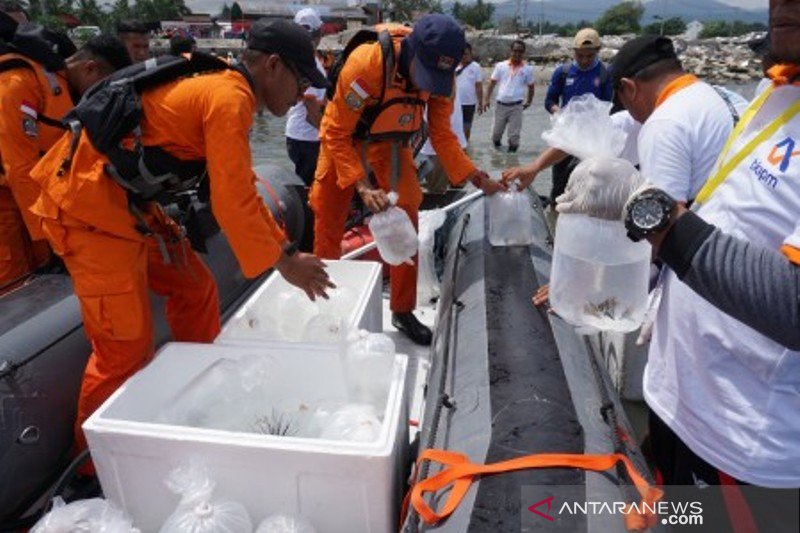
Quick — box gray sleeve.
[658,211,800,350]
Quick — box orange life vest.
[352,25,426,143]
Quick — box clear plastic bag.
[255,514,316,533]
[368,193,418,266]
[160,462,252,533]
[32,497,139,533]
[541,94,627,160]
[417,209,446,303]
[318,403,382,442]
[488,181,534,247]
[344,330,395,408]
[555,157,642,220]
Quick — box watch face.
[631,198,664,230]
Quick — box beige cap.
[573,28,601,50]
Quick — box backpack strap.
[712,86,741,126]
[377,30,393,107]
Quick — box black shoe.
[508,145,519,153]
[392,312,433,346]
[493,141,502,150]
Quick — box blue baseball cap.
[408,14,465,96]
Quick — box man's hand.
[532,284,549,308]
[501,164,539,190]
[467,170,506,196]
[358,186,391,213]
[556,157,642,220]
[480,101,491,113]
[523,101,532,110]
[304,96,324,129]
[275,251,335,301]
[549,104,561,115]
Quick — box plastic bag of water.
[318,403,382,442]
[488,181,534,246]
[344,330,395,408]
[256,514,317,533]
[368,192,418,266]
[32,497,139,533]
[418,209,447,303]
[160,462,252,533]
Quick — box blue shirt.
[544,60,613,113]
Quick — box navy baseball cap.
[407,14,465,96]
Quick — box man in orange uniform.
[311,14,504,346]
[30,19,333,455]
[0,22,131,293]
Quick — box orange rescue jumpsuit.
[0,56,71,291]
[310,33,476,313]
[30,69,287,451]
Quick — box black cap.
[611,35,677,85]
[747,33,770,57]
[1,10,19,42]
[247,18,328,89]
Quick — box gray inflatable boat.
[403,192,656,533]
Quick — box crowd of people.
[1,0,798,528]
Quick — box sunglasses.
[282,58,311,93]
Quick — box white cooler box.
[84,342,409,533]
[216,260,383,344]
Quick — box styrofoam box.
[216,259,383,344]
[84,342,409,533]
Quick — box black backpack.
[326,28,394,102]
[61,52,231,204]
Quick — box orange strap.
[655,73,699,108]
[407,449,663,531]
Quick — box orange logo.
[767,137,800,172]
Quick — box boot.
[392,312,432,346]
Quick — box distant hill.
[443,0,768,25]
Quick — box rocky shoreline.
[153,30,765,85]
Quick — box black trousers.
[550,154,578,204]
[286,138,320,252]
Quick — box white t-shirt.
[645,84,800,487]
[420,93,466,156]
[610,110,642,167]
[490,60,535,104]
[285,56,327,142]
[455,61,483,106]
[637,80,744,202]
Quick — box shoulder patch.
[22,116,38,138]
[345,90,364,110]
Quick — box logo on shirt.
[766,137,800,173]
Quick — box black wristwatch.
[624,188,677,242]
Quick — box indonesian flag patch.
[345,78,373,110]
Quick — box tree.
[595,1,645,35]
[390,0,442,23]
[642,16,686,36]
[218,3,232,21]
[452,0,495,30]
[700,19,767,38]
[74,0,106,27]
[133,0,190,22]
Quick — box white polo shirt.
[490,60,535,104]
[645,83,800,487]
[637,77,744,202]
[456,61,483,106]
[420,92,466,156]
[285,56,327,142]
